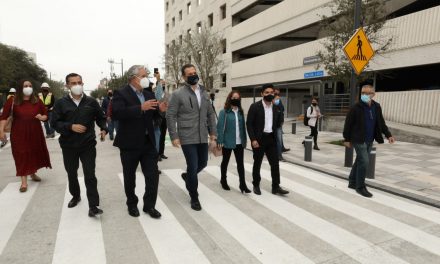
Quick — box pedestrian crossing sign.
[343,27,375,75]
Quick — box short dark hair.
[261,83,274,93]
[181,64,196,76]
[65,73,82,84]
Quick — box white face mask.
[23,87,33,96]
[71,85,83,95]
[139,77,150,89]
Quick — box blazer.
[343,100,392,144]
[112,84,161,150]
[217,108,247,149]
[166,84,217,145]
[246,100,282,143]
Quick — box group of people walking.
[0,63,395,219]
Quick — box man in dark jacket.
[52,73,108,217]
[101,89,118,140]
[246,84,289,196]
[112,65,167,218]
[343,84,395,198]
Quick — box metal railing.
[322,94,351,115]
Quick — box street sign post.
[343,27,375,75]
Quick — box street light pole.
[345,0,362,167]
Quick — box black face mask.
[312,103,317,106]
[187,74,199,85]
[230,99,241,107]
[263,94,275,102]
[108,93,113,97]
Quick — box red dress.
[0,98,52,176]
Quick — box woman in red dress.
[0,80,52,192]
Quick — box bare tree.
[164,40,185,91]
[317,0,393,83]
[184,25,225,92]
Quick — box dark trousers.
[181,143,208,199]
[159,118,167,155]
[120,137,159,210]
[44,111,55,135]
[221,144,245,183]
[108,120,119,139]
[62,144,99,208]
[252,133,280,188]
[309,125,318,145]
[349,142,373,189]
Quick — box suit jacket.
[112,84,161,150]
[246,100,282,143]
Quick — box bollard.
[291,122,296,134]
[304,136,313,162]
[344,146,353,167]
[366,147,376,179]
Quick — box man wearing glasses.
[343,84,395,197]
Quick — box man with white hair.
[112,65,167,218]
[343,84,395,198]
[39,82,56,138]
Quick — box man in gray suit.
[166,64,217,211]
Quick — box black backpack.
[303,107,312,126]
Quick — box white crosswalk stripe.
[243,162,440,257]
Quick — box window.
[196,22,202,33]
[187,28,192,39]
[166,1,169,11]
[179,35,183,45]
[208,13,213,27]
[221,73,227,87]
[166,23,169,32]
[221,39,227,53]
[179,10,183,21]
[220,4,226,20]
[187,2,191,14]
[172,17,175,27]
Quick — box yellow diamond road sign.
[343,27,375,75]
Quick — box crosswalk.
[0,162,440,263]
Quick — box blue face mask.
[274,99,280,105]
[361,94,371,104]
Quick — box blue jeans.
[154,126,161,152]
[349,142,373,189]
[276,127,283,157]
[44,111,55,135]
[108,120,119,139]
[181,143,208,198]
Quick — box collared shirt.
[263,102,273,133]
[130,84,145,104]
[69,93,83,106]
[232,108,241,145]
[362,102,376,143]
[193,85,201,108]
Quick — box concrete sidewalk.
[278,121,440,207]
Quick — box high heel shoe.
[239,185,251,194]
[220,180,230,191]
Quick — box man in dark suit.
[246,84,289,196]
[112,65,167,218]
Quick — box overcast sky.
[0,0,165,92]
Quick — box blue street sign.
[304,70,324,79]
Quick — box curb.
[245,148,440,209]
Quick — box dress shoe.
[160,154,168,159]
[30,174,41,182]
[88,206,103,217]
[279,156,286,162]
[253,186,261,195]
[158,169,162,174]
[144,208,162,219]
[158,156,162,162]
[272,186,290,195]
[348,183,356,189]
[282,148,290,152]
[356,187,373,198]
[128,207,140,217]
[68,197,81,208]
[190,198,202,211]
[313,145,320,150]
[239,184,251,194]
[220,180,230,191]
[19,185,27,193]
[181,172,187,181]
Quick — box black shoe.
[160,154,168,159]
[282,148,290,152]
[356,187,373,198]
[302,141,305,147]
[220,180,230,191]
[110,137,114,141]
[67,197,81,208]
[239,184,251,194]
[272,186,290,195]
[253,186,261,195]
[181,172,187,181]
[143,208,162,219]
[158,156,162,162]
[279,156,286,162]
[158,169,162,174]
[348,183,356,189]
[88,206,103,217]
[314,145,320,150]
[190,198,202,211]
[128,207,140,217]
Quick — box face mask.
[42,89,49,93]
[274,99,280,105]
[139,77,150,89]
[23,87,33,96]
[312,103,317,106]
[71,85,83,96]
[230,98,240,107]
[361,94,371,104]
[263,94,274,102]
[187,74,199,85]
